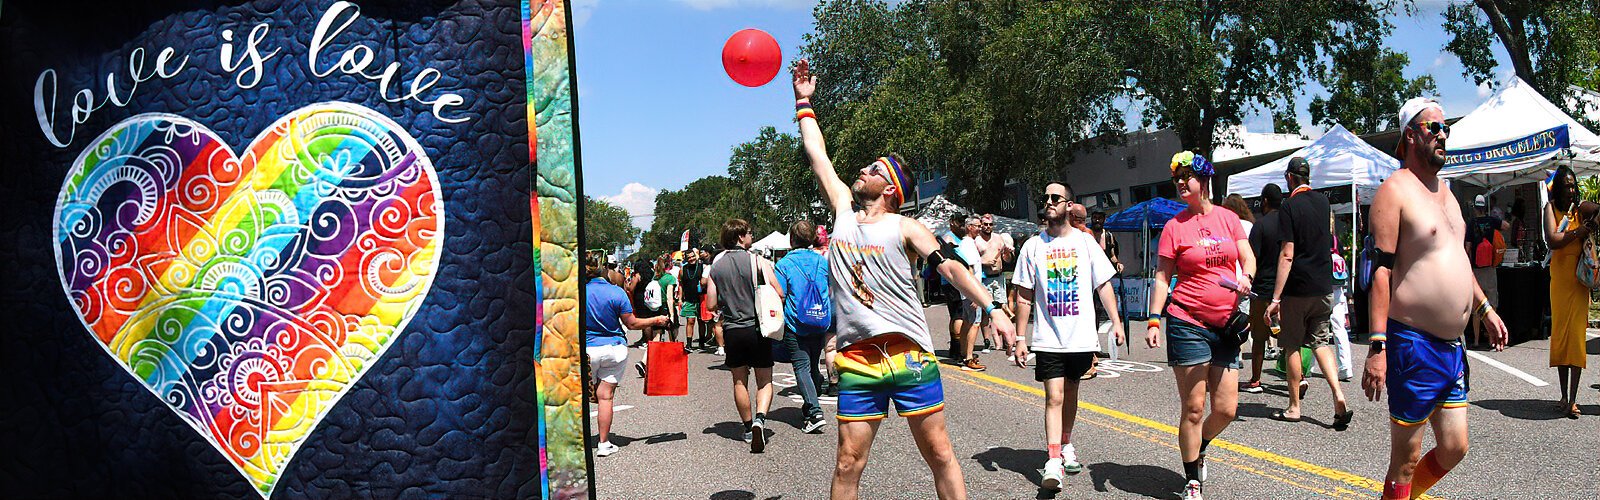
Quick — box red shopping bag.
[644,341,688,396]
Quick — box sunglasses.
[1039,194,1071,206]
[865,161,894,183]
[1172,170,1195,184]
[1411,120,1450,136]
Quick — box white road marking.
[590,404,634,417]
[1465,351,1549,387]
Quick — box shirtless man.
[977,214,1016,353]
[1365,97,1508,500]
[793,58,1014,500]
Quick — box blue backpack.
[787,258,832,334]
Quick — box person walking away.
[1465,195,1505,347]
[793,59,1015,500]
[705,219,786,453]
[1365,97,1507,499]
[627,259,661,350]
[1009,182,1124,491]
[1144,151,1256,500]
[776,220,834,434]
[1242,184,1285,393]
[1544,166,1592,418]
[1264,157,1353,427]
[584,252,670,457]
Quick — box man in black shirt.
[1241,184,1285,394]
[1265,157,1353,427]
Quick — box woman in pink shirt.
[1144,151,1257,500]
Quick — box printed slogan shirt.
[1012,229,1117,353]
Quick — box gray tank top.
[828,212,932,352]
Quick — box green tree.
[799,0,1123,211]
[582,195,641,253]
[1309,40,1439,134]
[1441,0,1600,127]
[1099,0,1395,154]
[636,175,779,259]
[727,126,827,225]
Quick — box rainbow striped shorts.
[836,334,945,422]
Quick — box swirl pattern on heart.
[52,102,443,496]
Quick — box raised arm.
[792,59,852,213]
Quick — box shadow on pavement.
[703,421,747,442]
[766,406,806,430]
[1088,462,1185,498]
[605,432,686,447]
[971,447,1054,498]
[1474,399,1569,421]
[708,490,780,500]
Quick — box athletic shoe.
[1264,347,1280,360]
[1240,380,1264,393]
[962,357,986,372]
[1040,458,1065,491]
[715,347,726,357]
[742,429,753,443]
[1182,480,1204,500]
[595,441,619,457]
[635,362,647,378]
[750,417,767,453]
[802,416,828,434]
[1062,444,1084,474]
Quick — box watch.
[984,300,1003,316]
[1370,340,1385,353]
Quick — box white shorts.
[589,344,630,384]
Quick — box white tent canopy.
[751,231,790,252]
[1438,77,1600,189]
[1226,124,1399,204]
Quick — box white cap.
[1398,97,1443,130]
[1473,194,1487,208]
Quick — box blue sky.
[573,0,1512,232]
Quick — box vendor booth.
[1434,77,1600,344]
[1103,197,1185,322]
[1226,124,1400,204]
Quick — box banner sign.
[1,1,544,498]
[1445,124,1570,167]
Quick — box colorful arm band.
[796,108,816,121]
[1147,318,1161,328]
[1369,332,1387,342]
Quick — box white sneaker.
[595,441,619,457]
[1182,479,1204,500]
[1040,458,1065,491]
[1062,444,1084,474]
[715,347,726,357]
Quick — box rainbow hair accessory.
[877,155,911,207]
[1170,151,1215,177]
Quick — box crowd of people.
[578,63,1587,500]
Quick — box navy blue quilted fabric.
[0,1,537,498]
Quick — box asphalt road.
[590,307,1600,499]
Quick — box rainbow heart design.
[53,102,443,497]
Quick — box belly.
[1389,251,1474,339]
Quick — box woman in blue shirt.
[585,252,669,457]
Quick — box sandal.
[1271,410,1302,423]
[1569,403,1582,419]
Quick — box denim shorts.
[1164,315,1243,369]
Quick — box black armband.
[1370,248,1394,271]
[933,239,972,267]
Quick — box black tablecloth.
[1496,266,1549,345]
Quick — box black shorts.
[723,325,775,369]
[1034,351,1096,382]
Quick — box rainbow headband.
[876,156,911,207]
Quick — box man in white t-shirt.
[1009,182,1125,492]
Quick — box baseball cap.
[1287,157,1310,178]
[1398,97,1443,130]
[1473,194,1487,208]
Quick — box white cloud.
[1476,81,1494,99]
[673,0,815,11]
[571,0,597,29]
[602,182,659,233]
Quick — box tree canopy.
[582,195,639,254]
[1442,0,1600,128]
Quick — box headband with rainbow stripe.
[876,156,911,207]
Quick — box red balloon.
[722,29,782,87]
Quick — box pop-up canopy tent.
[751,231,790,252]
[1226,124,1399,204]
[912,195,1037,238]
[1103,198,1185,232]
[1438,77,1600,189]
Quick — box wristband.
[1369,332,1387,342]
[796,108,816,122]
[1147,318,1161,328]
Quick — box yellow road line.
[945,368,1427,499]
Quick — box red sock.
[1382,481,1411,500]
[1047,444,1062,459]
[1409,452,1450,499]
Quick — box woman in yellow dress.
[1543,166,1591,419]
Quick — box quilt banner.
[0,0,563,498]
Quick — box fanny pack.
[1171,299,1251,346]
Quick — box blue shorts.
[1164,315,1242,369]
[1384,320,1469,426]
